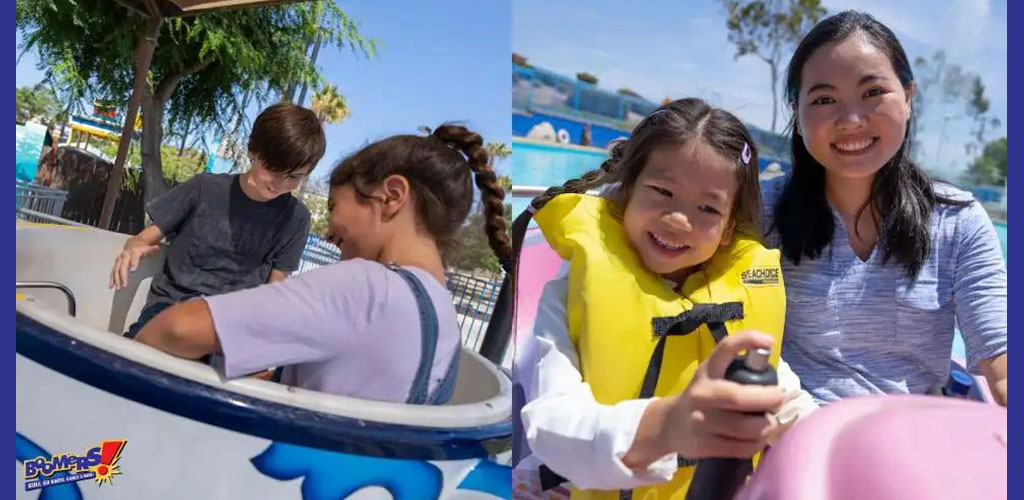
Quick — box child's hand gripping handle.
[685,347,777,500]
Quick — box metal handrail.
[16,281,77,316]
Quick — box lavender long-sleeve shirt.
[206,258,460,402]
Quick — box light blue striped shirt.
[760,175,1007,403]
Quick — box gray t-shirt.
[206,259,460,402]
[760,175,1006,403]
[145,173,311,307]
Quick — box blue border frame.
[16,312,511,462]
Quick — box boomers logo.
[22,440,126,491]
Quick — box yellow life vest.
[533,194,786,500]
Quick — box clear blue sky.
[16,0,512,179]
[514,0,1007,179]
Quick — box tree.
[96,139,207,185]
[298,83,350,197]
[963,137,1006,187]
[17,0,377,212]
[311,83,350,124]
[16,85,60,125]
[447,158,513,274]
[618,87,641,98]
[485,141,511,164]
[964,76,1001,157]
[911,51,973,163]
[304,192,331,237]
[722,0,827,132]
[576,72,599,85]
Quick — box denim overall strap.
[389,265,457,405]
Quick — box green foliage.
[486,141,511,163]
[722,0,826,131]
[447,204,510,274]
[311,83,349,124]
[576,72,598,84]
[910,51,974,163]
[724,0,825,58]
[617,87,641,98]
[303,192,330,237]
[963,137,1007,187]
[17,0,377,177]
[497,174,512,192]
[16,85,60,124]
[96,138,206,185]
[964,76,1001,156]
[447,169,513,274]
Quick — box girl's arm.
[519,278,680,490]
[952,201,1007,406]
[519,278,787,489]
[137,261,379,377]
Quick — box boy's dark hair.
[776,10,970,279]
[328,124,512,262]
[248,102,327,174]
[529,98,762,238]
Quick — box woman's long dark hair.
[774,10,969,279]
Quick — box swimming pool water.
[512,141,1008,362]
[16,123,47,182]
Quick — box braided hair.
[329,124,512,262]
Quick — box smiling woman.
[769,11,1006,410]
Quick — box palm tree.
[485,141,511,166]
[311,84,349,124]
[300,83,349,196]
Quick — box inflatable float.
[16,220,513,499]
[738,395,1006,500]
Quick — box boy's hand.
[661,331,784,458]
[109,243,161,290]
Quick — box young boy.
[110,103,325,338]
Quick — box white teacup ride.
[16,220,512,500]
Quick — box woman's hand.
[623,331,785,469]
[979,353,1007,406]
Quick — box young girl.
[515,99,817,499]
[136,124,512,404]
[765,11,1006,406]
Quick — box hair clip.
[741,142,752,165]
